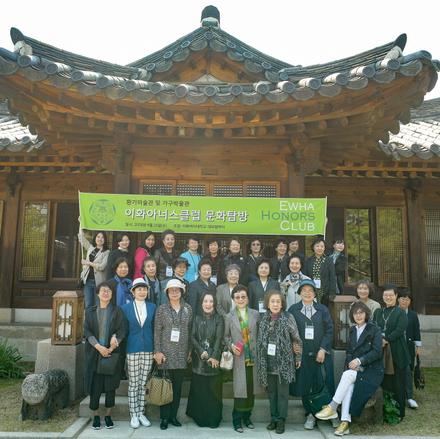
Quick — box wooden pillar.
[286,137,321,198]
[287,156,305,197]
[404,180,425,313]
[0,175,22,309]
[114,147,133,194]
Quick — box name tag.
[170,327,180,342]
[166,266,173,277]
[210,275,217,286]
[267,343,276,356]
[305,325,314,340]
[313,279,321,289]
[258,300,266,313]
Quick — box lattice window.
[52,203,80,279]
[176,184,207,196]
[376,207,408,286]
[345,208,372,283]
[424,209,440,284]
[20,202,49,281]
[142,183,174,195]
[245,184,278,198]
[212,184,243,197]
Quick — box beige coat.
[78,229,109,286]
[224,307,262,398]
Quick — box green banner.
[79,192,327,236]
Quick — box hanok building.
[0,6,439,317]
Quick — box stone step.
[116,379,269,399]
[79,396,306,423]
[0,324,51,361]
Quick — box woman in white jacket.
[79,228,110,308]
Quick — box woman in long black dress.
[186,292,224,428]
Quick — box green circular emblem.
[89,199,116,225]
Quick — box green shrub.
[0,339,24,379]
[383,390,400,425]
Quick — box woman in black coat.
[186,292,224,428]
[188,259,217,316]
[288,279,334,431]
[327,238,347,294]
[315,301,384,436]
[248,258,280,313]
[373,284,410,420]
[84,282,127,430]
[303,237,337,304]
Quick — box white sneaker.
[139,414,151,427]
[130,415,140,429]
[304,414,316,430]
[407,399,419,409]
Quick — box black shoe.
[169,417,182,427]
[92,416,101,430]
[160,419,168,430]
[267,421,277,431]
[244,418,255,429]
[104,416,114,429]
[276,419,285,434]
[234,425,244,433]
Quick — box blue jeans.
[83,279,97,308]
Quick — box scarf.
[114,275,133,307]
[236,307,253,366]
[257,311,299,386]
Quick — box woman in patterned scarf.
[257,291,302,434]
[280,255,311,309]
[224,285,261,433]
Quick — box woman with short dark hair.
[373,284,410,421]
[186,292,224,428]
[328,238,347,294]
[107,257,133,307]
[219,238,247,285]
[216,264,241,318]
[257,290,302,434]
[303,237,336,303]
[188,259,217,316]
[280,254,311,309]
[315,301,383,436]
[84,282,127,430]
[356,280,380,315]
[106,233,134,279]
[154,229,178,281]
[204,238,222,285]
[244,238,264,283]
[248,258,280,313]
[224,285,260,433]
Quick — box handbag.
[414,354,425,390]
[96,352,120,375]
[220,351,233,370]
[303,365,332,415]
[145,367,173,406]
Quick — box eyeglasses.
[353,310,366,315]
[234,295,247,300]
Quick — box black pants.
[267,374,289,421]
[393,365,407,418]
[232,366,254,427]
[89,373,115,410]
[159,369,185,420]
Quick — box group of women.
[80,227,415,435]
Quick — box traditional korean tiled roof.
[0,100,44,152]
[379,98,440,160]
[0,7,438,106]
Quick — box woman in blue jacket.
[121,278,156,430]
[315,301,384,436]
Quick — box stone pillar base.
[332,348,346,384]
[35,338,85,401]
[0,307,12,323]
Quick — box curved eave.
[0,48,437,106]
[0,101,44,152]
[379,118,440,160]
